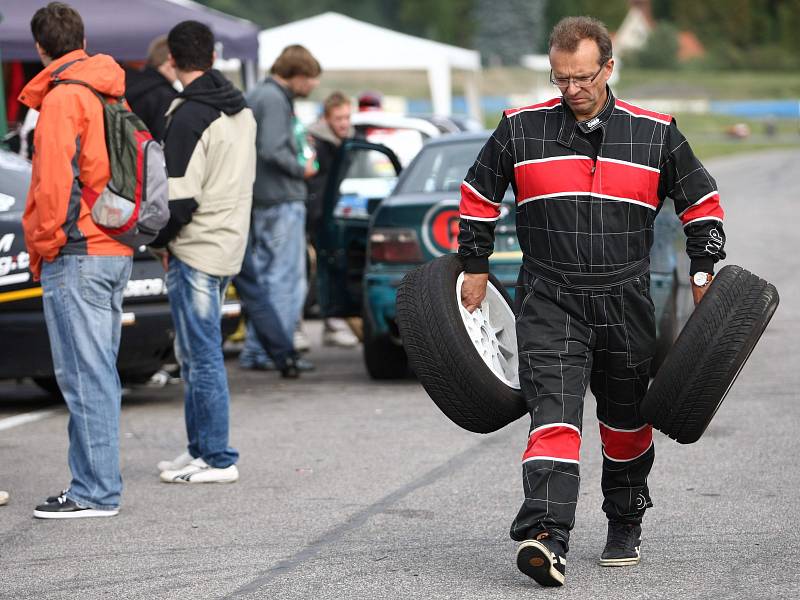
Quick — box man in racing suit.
[458,17,726,587]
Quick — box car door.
[315,139,402,318]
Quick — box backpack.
[52,61,169,248]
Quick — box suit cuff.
[461,255,489,274]
[689,257,715,276]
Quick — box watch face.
[693,272,710,286]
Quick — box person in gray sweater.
[240,45,321,371]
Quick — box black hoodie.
[125,66,178,141]
[152,70,254,253]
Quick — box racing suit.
[457,89,726,549]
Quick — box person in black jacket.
[125,35,178,141]
[458,17,726,587]
[306,92,360,347]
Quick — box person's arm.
[23,92,81,278]
[250,89,305,179]
[150,111,203,248]
[659,118,726,304]
[458,115,515,311]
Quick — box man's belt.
[522,256,650,289]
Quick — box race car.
[0,148,240,393]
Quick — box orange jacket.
[18,49,132,279]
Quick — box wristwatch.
[692,272,713,287]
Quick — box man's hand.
[691,282,710,306]
[461,272,489,313]
[149,248,169,272]
[304,155,318,179]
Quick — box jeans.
[241,202,307,365]
[167,256,238,468]
[234,239,294,368]
[40,255,132,510]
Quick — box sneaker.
[239,357,276,371]
[323,319,359,347]
[160,458,239,484]
[600,521,642,567]
[157,451,193,473]
[33,493,118,519]
[516,531,566,587]
[294,327,311,352]
[0,490,8,506]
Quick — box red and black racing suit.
[457,89,726,549]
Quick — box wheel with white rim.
[396,255,526,433]
[456,273,520,389]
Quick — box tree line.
[199,0,800,70]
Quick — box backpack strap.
[51,58,125,103]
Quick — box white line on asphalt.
[0,408,62,432]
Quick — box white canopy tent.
[258,12,482,119]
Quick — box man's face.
[549,38,613,120]
[289,75,320,98]
[325,103,352,140]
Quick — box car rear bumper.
[0,300,242,381]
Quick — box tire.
[640,265,779,444]
[363,317,409,379]
[33,377,64,401]
[396,255,526,434]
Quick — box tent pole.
[427,60,451,117]
[464,69,483,124]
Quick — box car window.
[395,141,485,195]
[334,147,399,219]
[0,151,32,215]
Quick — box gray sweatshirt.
[246,77,307,207]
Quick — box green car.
[315,132,686,379]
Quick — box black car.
[0,149,240,392]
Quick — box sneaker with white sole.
[33,493,119,519]
[0,490,8,506]
[293,327,311,352]
[599,521,642,567]
[516,531,567,587]
[157,451,194,473]
[160,457,239,483]
[322,327,359,348]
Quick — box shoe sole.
[159,471,239,484]
[599,553,640,567]
[516,541,565,587]
[33,508,119,519]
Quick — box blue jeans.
[40,255,132,510]
[234,239,294,368]
[241,202,307,365]
[167,256,238,468]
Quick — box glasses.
[549,64,605,89]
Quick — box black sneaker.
[33,493,119,519]
[600,521,642,567]
[516,531,566,587]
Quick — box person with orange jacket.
[19,2,133,519]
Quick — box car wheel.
[640,265,779,444]
[363,318,408,380]
[396,254,526,434]
[33,377,63,401]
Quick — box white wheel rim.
[456,273,520,389]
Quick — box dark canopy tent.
[0,0,258,63]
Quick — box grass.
[314,67,800,160]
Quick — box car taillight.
[369,228,424,263]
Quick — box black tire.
[33,377,64,401]
[641,265,779,444]
[363,317,409,379]
[396,255,526,434]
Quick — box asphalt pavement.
[1,149,799,599]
